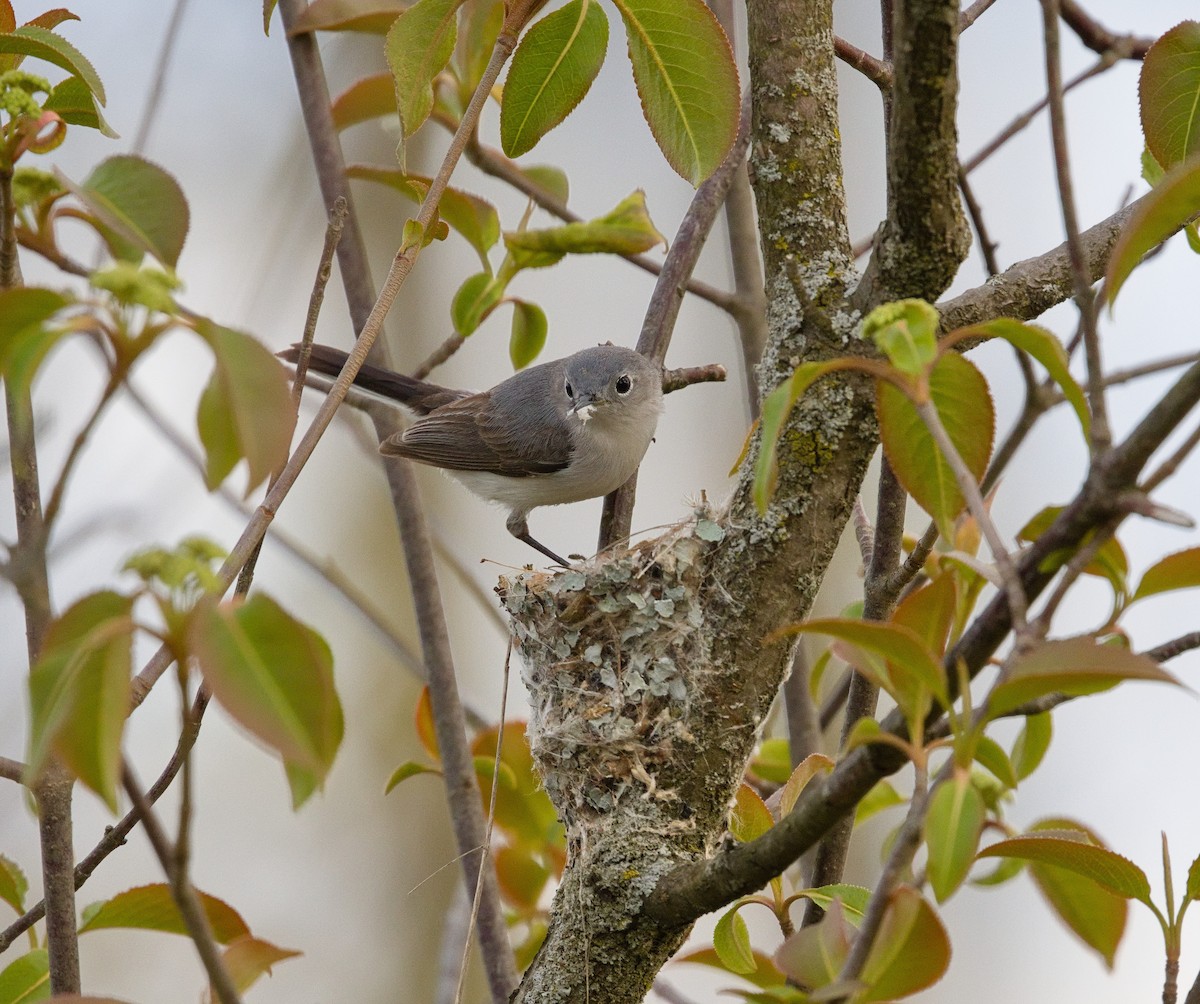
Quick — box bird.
[282,343,665,565]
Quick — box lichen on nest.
[498,509,728,831]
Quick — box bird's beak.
[571,396,604,422]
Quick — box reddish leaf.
[331,73,396,129]
[774,898,853,991]
[289,0,404,33]
[220,935,301,993]
[79,884,250,943]
[675,947,785,989]
[779,753,834,818]
[859,886,951,1001]
[494,845,550,911]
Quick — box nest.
[498,509,728,835]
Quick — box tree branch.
[1059,0,1153,59]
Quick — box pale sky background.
[1,0,1199,1002]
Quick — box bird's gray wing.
[381,391,573,476]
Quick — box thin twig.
[959,0,999,30]
[833,36,892,89]
[0,691,210,955]
[661,364,728,394]
[597,90,752,552]
[915,398,1029,635]
[958,168,1000,277]
[42,369,123,529]
[122,762,242,1004]
[130,0,193,154]
[0,757,23,782]
[1041,0,1110,451]
[1059,0,1153,60]
[1141,420,1200,494]
[412,332,466,380]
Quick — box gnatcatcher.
[285,343,664,565]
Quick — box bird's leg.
[506,512,570,566]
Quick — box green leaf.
[500,0,609,158]
[331,73,396,130]
[456,0,503,100]
[0,24,105,103]
[753,360,844,514]
[973,734,1018,789]
[730,783,773,842]
[27,591,134,812]
[0,949,49,1004]
[1030,853,1127,969]
[189,595,343,783]
[779,752,833,818]
[858,886,951,1001]
[1132,546,1200,602]
[1107,153,1200,305]
[779,617,950,720]
[972,855,1026,887]
[877,351,994,542]
[0,286,69,401]
[608,0,738,184]
[1140,22,1200,169]
[978,830,1152,905]
[713,904,757,975]
[450,270,506,334]
[503,189,665,268]
[0,855,28,915]
[219,935,301,994]
[925,770,986,902]
[773,898,852,991]
[509,299,547,369]
[43,75,117,137]
[194,318,295,495]
[289,0,404,33]
[986,637,1180,719]
[386,0,463,142]
[519,164,570,203]
[854,779,905,825]
[1186,850,1200,903]
[347,165,500,265]
[61,156,189,267]
[470,722,562,848]
[383,760,441,793]
[864,299,939,376]
[79,884,251,943]
[954,318,1090,439]
[750,737,793,785]
[1011,711,1052,781]
[796,884,871,922]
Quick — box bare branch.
[1059,0,1154,59]
[834,36,892,89]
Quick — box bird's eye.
[564,380,574,399]
[615,374,632,395]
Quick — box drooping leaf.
[1186,850,1200,903]
[858,886,951,1001]
[794,884,871,922]
[986,637,1179,719]
[775,617,949,719]
[494,845,551,911]
[26,590,134,812]
[978,829,1152,905]
[519,163,570,203]
[79,884,251,943]
[950,318,1090,439]
[0,25,105,103]
[773,898,853,992]
[1011,711,1052,781]
[1140,22,1200,169]
[450,270,505,334]
[973,734,1018,789]
[331,73,396,130]
[219,935,301,994]
[386,0,463,142]
[0,949,48,1004]
[347,165,500,265]
[194,318,295,495]
[414,686,439,759]
[289,0,404,33]
[188,595,343,784]
[925,770,986,902]
[730,783,773,842]
[0,287,69,401]
[713,904,757,975]
[456,0,503,101]
[864,299,939,377]
[503,189,665,268]
[1030,851,1127,968]
[509,299,547,369]
[779,753,834,818]
[66,155,189,266]
[1107,154,1200,306]
[500,0,609,158]
[877,351,995,542]
[608,0,738,184]
[43,75,116,137]
[890,574,956,659]
[1132,546,1200,602]
[0,855,28,916]
[854,779,905,825]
